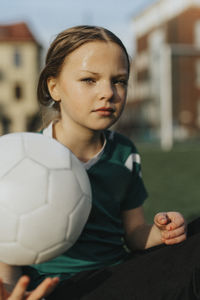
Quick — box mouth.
[93,107,115,116]
[94,107,115,112]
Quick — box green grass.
[137,142,200,223]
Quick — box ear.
[47,77,61,101]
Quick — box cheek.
[116,88,127,103]
[68,84,94,101]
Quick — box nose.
[99,81,114,101]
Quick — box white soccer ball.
[0,132,92,266]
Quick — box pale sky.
[0,0,157,54]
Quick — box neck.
[53,120,104,162]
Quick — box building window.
[1,116,11,134]
[0,70,4,81]
[137,69,149,81]
[14,84,23,100]
[195,59,200,87]
[14,48,22,67]
[197,99,200,127]
[194,20,200,48]
[0,106,11,134]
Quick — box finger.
[1,281,10,299]
[154,212,170,228]
[0,279,9,299]
[0,279,4,300]
[8,276,30,300]
[163,233,187,245]
[161,225,186,241]
[165,212,185,230]
[166,220,186,232]
[28,277,59,300]
[41,277,59,297]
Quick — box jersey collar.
[42,122,107,170]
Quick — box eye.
[81,78,96,84]
[113,78,128,87]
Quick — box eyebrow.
[80,70,128,77]
[80,70,99,75]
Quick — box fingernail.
[160,218,166,222]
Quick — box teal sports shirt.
[24,124,148,285]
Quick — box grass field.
[137,142,200,223]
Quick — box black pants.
[46,218,200,300]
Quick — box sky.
[0,0,157,55]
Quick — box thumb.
[154,212,170,228]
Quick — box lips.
[93,107,115,116]
[94,107,115,112]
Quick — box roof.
[0,22,39,43]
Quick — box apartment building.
[0,22,42,134]
[129,0,200,141]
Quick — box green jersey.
[25,124,148,285]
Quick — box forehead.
[62,41,129,73]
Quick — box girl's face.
[48,41,129,132]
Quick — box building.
[0,22,42,134]
[125,0,200,144]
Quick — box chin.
[92,122,117,131]
[86,116,119,131]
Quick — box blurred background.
[0,0,200,223]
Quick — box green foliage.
[138,143,200,223]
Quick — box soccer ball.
[0,132,92,265]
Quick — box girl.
[2,25,198,299]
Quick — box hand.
[154,212,187,245]
[0,275,59,300]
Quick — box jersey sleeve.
[121,149,148,211]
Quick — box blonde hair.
[37,25,130,127]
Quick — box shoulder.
[105,130,137,151]
[104,130,141,172]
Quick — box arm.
[122,206,187,251]
[122,206,161,250]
